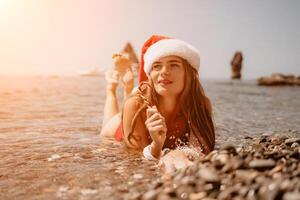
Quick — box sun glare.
[0,0,15,13]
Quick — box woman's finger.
[148,125,167,135]
[146,119,165,128]
[148,125,163,133]
[146,106,158,118]
[145,113,161,125]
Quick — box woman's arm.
[122,97,149,150]
[122,97,167,159]
[144,106,167,158]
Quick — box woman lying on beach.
[100,35,215,173]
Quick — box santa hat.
[138,35,200,83]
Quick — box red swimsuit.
[115,123,124,142]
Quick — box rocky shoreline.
[258,74,300,86]
[135,135,300,200]
[1,78,299,200]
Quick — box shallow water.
[0,76,299,199]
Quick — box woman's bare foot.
[112,53,131,78]
[112,53,134,97]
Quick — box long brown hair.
[179,59,215,153]
[125,59,215,153]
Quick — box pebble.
[47,154,61,162]
[197,167,220,183]
[214,153,230,165]
[285,138,300,146]
[189,192,206,200]
[282,192,300,200]
[218,186,238,199]
[220,143,237,154]
[133,173,144,179]
[142,190,159,200]
[248,159,276,170]
[244,135,253,140]
[180,192,189,199]
[291,142,299,148]
[141,135,300,200]
[58,186,70,193]
[258,182,280,200]
[80,188,98,196]
[235,170,258,182]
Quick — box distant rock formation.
[79,68,104,77]
[121,43,139,72]
[258,73,300,86]
[231,51,243,79]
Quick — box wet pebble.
[125,192,142,200]
[218,186,239,199]
[258,182,280,200]
[244,135,253,140]
[142,135,300,200]
[117,185,129,192]
[248,159,276,170]
[213,153,230,165]
[80,188,98,196]
[291,142,299,148]
[133,173,144,180]
[285,138,300,146]
[142,190,159,200]
[282,192,300,200]
[47,154,61,161]
[235,170,258,182]
[197,167,220,183]
[189,192,206,200]
[57,185,70,196]
[220,143,237,154]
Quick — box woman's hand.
[159,150,194,177]
[145,106,167,154]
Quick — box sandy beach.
[0,76,299,199]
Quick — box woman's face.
[149,56,185,97]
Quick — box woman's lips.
[158,79,173,85]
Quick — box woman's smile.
[158,79,173,86]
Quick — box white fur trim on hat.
[143,39,200,74]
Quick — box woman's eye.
[152,65,162,70]
[170,64,179,68]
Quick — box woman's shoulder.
[123,94,144,112]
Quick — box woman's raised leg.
[100,53,134,138]
[122,68,134,101]
[101,70,120,128]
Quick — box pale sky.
[0,0,299,79]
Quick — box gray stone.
[197,167,220,183]
[283,192,300,200]
[248,159,276,170]
[291,142,300,148]
[142,190,159,200]
[220,143,237,154]
[285,138,300,146]
[258,182,280,200]
[189,192,207,200]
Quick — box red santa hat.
[138,35,200,83]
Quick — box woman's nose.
[161,65,170,75]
